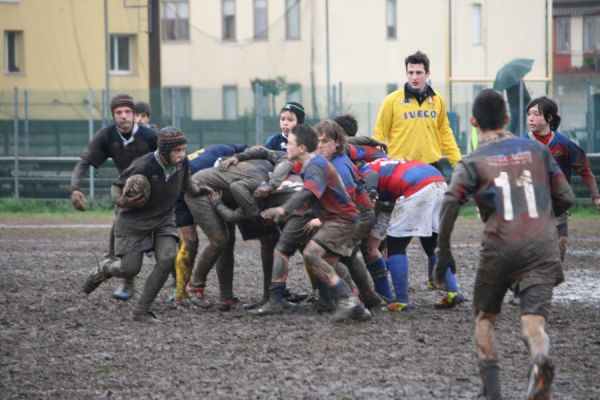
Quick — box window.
[386,83,398,94]
[557,17,570,53]
[110,35,133,74]
[162,0,189,41]
[285,0,300,39]
[223,0,236,40]
[223,86,238,120]
[583,16,600,52]
[386,0,396,39]
[163,87,191,119]
[472,4,482,45]
[4,30,23,73]
[254,0,268,39]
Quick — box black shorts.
[474,279,555,318]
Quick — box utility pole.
[149,0,162,124]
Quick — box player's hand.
[261,207,285,223]
[71,190,87,211]
[254,182,272,198]
[218,156,239,171]
[433,249,456,289]
[303,218,321,235]
[594,197,600,211]
[208,189,222,205]
[116,192,146,208]
[368,189,379,202]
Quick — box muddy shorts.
[473,251,563,318]
[370,208,392,241]
[114,213,178,256]
[276,214,314,257]
[312,220,358,258]
[386,181,446,238]
[184,193,228,241]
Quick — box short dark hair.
[472,89,507,131]
[291,124,318,153]
[526,96,561,131]
[134,101,151,117]
[314,120,347,156]
[405,51,430,73]
[333,114,358,137]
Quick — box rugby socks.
[366,257,394,300]
[427,254,436,283]
[444,268,459,293]
[478,359,502,400]
[329,278,352,301]
[387,254,409,303]
[270,282,286,303]
[315,278,333,305]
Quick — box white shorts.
[386,181,447,238]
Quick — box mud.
[1,216,599,399]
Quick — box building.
[161,0,551,138]
[0,0,150,119]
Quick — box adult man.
[434,89,575,399]
[372,51,461,170]
[82,127,202,322]
[70,94,157,301]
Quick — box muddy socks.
[444,267,459,293]
[270,282,286,303]
[367,257,393,300]
[315,278,333,305]
[329,279,353,301]
[479,359,502,400]
[387,254,409,303]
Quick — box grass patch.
[0,198,597,219]
[0,198,114,216]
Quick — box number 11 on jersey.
[494,170,539,221]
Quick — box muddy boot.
[112,279,135,301]
[526,354,554,400]
[249,298,297,316]
[479,359,502,400]
[82,256,115,294]
[130,310,160,324]
[330,280,371,322]
[558,236,567,262]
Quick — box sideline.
[0,224,112,229]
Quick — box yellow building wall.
[0,0,149,118]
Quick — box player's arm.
[548,157,576,217]
[69,158,93,211]
[568,141,600,209]
[261,189,315,222]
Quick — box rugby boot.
[479,359,502,400]
[385,301,409,312]
[434,291,465,309]
[186,283,212,308]
[283,288,310,303]
[332,296,372,322]
[82,256,115,294]
[130,310,161,324]
[112,280,134,301]
[216,297,240,311]
[242,298,268,310]
[249,298,297,316]
[526,355,554,400]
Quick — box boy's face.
[527,105,550,135]
[406,63,429,91]
[286,132,302,160]
[112,106,134,133]
[167,144,187,166]
[135,112,150,126]
[317,133,337,159]
[280,111,298,135]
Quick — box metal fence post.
[519,80,525,136]
[338,81,343,115]
[88,89,95,199]
[171,87,177,127]
[254,82,264,145]
[13,87,19,198]
[24,89,29,156]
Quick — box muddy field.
[1,215,599,399]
